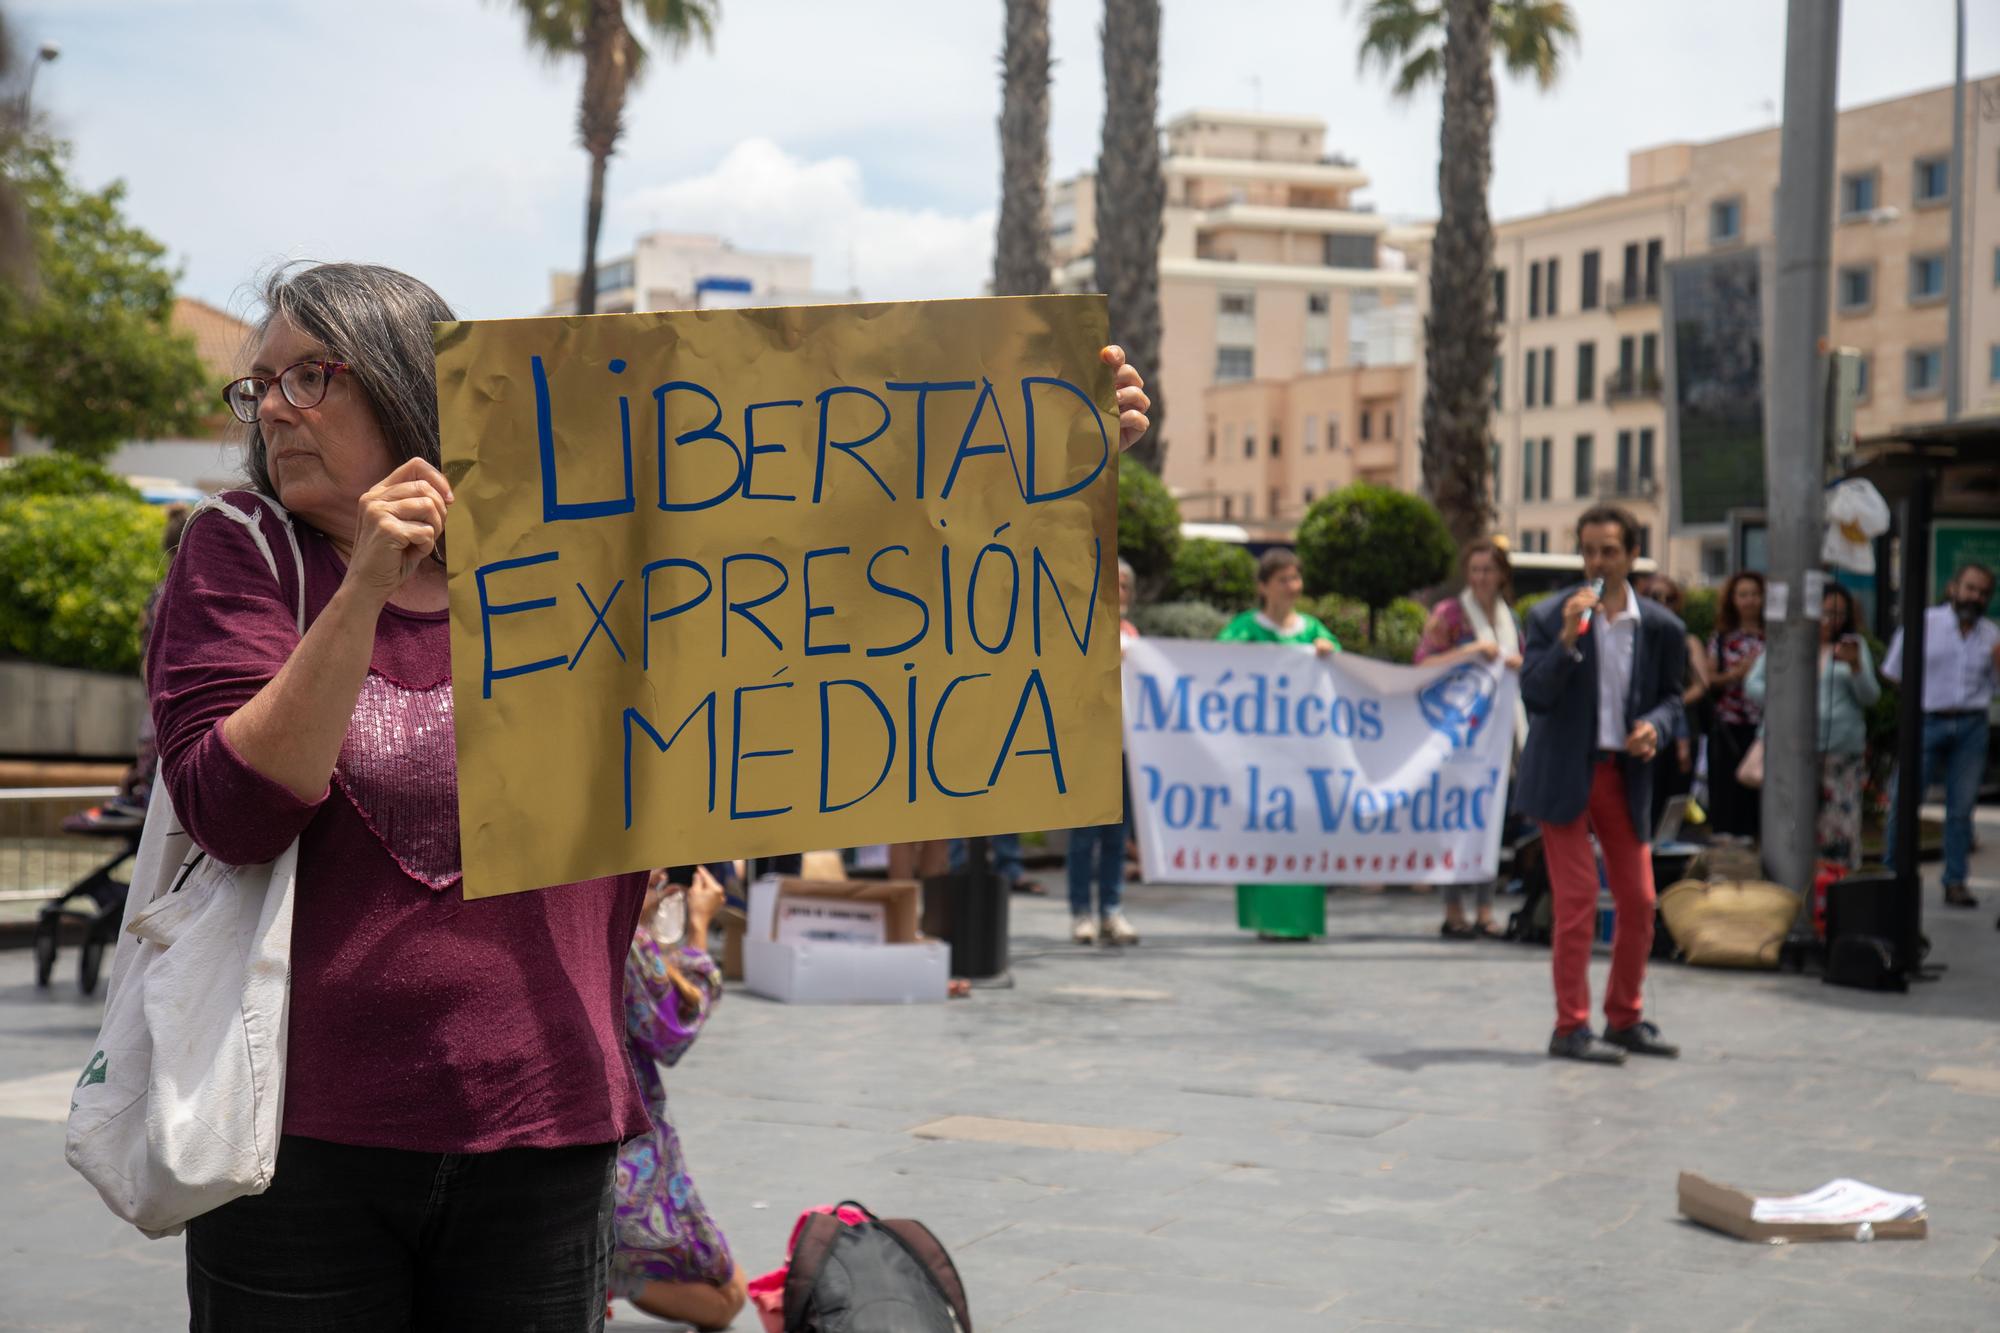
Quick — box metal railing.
[0,787,122,906]
[1604,368,1664,403]
[1604,281,1660,311]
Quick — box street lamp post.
[17,42,59,123]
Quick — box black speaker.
[1824,871,1922,987]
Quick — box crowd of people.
[110,256,1998,1327]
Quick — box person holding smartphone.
[1745,582,1879,869]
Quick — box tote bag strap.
[185,493,307,633]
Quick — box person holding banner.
[1515,506,1685,1065]
[1415,537,1524,939]
[153,260,1155,1326]
[1219,550,1341,939]
[1066,558,1141,945]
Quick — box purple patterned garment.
[609,932,733,1299]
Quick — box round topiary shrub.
[0,493,165,674]
[1132,599,1230,640]
[1295,484,1454,642]
[0,453,141,502]
[1164,538,1257,612]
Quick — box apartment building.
[1053,110,1423,529]
[1479,74,2000,581]
[546,231,853,315]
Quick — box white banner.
[1122,639,1517,885]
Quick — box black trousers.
[186,1135,616,1333]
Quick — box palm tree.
[0,12,36,291]
[503,0,719,316]
[1355,0,1578,547]
[992,0,1051,300]
[1093,0,1165,473]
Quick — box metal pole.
[1944,0,1967,419]
[1763,0,1840,928]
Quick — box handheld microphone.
[1578,577,1605,633]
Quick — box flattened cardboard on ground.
[1678,1172,1928,1243]
[717,905,747,982]
[743,877,948,1004]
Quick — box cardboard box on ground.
[743,876,949,1004]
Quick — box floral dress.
[608,931,733,1300]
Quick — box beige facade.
[1480,75,2000,582]
[546,231,849,315]
[1053,110,1421,530]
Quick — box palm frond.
[1351,0,1445,99]
[1493,0,1578,91]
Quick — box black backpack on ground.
[783,1201,971,1333]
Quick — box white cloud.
[618,138,994,303]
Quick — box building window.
[1529,260,1543,318]
[1243,431,1255,458]
[1910,253,1946,304]
[1493,269,1508,322]
[1993,245,2000,288]
[1638,525,1653,559]
[1546,257,1561,317]
[1580,249,1601,310]
[1645,239,1662,299]
[1576,340,1596,402]
[1221,495,1234,519]
[1840,169,1878,219]
[1215,346,1254,381]
[1307,291,1331,315]
[1304,348,1330,373]
[1539,437,1553,501]
[1837,264,1874,314]
[1328,418,1341,451]
[1325,233,1376,268]
[1616,429,1633,495]
[1907,346,1943,397]
[1525,348,1538,407]
[1640,333,1659,383]
[1360,410,1374,441]
[1218,292,1254,316]
[1206,427,1217,459]
[1710,197,1744,244]
[1489,442,1501,504]
[1542,348,1556,407]
[1522,436,1537,501]
[1269,432,1281,457]
[1620,242,1640,302]
[1914,155,1950,207]
[1492,354,1504,409]
[1303,485,1316,507]
[1638,428,1656,488]
[1384,410,1395,440]
[1270,487,1282,517]
[1854,354,1872,403]
[1305,414,1319,454]
[1990,345,2000,385]
[1574,433,1594,498]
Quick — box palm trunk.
[578,150,607,316]
[993,0,1051,299]
[1094,0,1166,474]
[1420,0,1499,548]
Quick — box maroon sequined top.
[147,493,648,1154]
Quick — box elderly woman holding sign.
[145,261,1151,1328]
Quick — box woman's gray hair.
[242,262,455,497]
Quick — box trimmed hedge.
[1164,538,1257,612]
[0,493,165,674]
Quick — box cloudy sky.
[13,0,1998,323]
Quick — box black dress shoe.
[1548,1027,1627,1064]
[1604,1021,1680,1059]
[1943,883,1978,910]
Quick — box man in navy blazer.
[1517,506,1687,1064]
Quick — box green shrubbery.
[1295,484,1454,644]
[0,492,165,674]
[1132,599,1230,640]
[0,453,141,502]
[1116,454,1180,591]
[1163,537,1257,611]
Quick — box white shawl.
[1460,589,1529,753]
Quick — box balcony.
[1604,282,1660,311]
[1594,469,1658,501]
[1604,368,1663,403]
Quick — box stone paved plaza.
[2,812,1997,1331]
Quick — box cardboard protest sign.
[1123,640,1518,884]
[436,296,1121,899]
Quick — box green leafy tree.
[0,140,209,461]
[1165,537,1257,611]
[1354,0,1579,547]
[501,0,719,316]
[1296,483,1454,642]
[1116,452,1180,591]
[1679,584,1718,644]
[1133,599,1228,640]
[0,492,164,674]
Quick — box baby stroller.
[33,800,144,996]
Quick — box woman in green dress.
[1217,550,1341,939]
